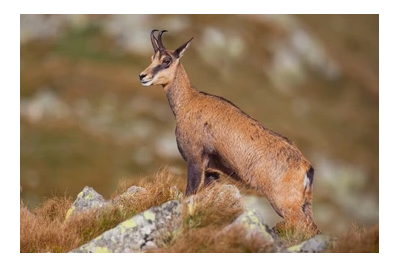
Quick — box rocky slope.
[66,185,332,253]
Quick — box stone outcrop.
[71,200,182,253]
[65,186,108,219]
[288,235,332,253]
[229,209,274,244]
[66,184,332,253]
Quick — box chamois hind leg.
[270,168,320,236]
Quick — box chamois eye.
[162,58,171,66]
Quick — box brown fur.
[140,30,319,234]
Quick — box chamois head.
[139,29,193,87]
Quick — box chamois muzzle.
[139,73,146,80]
[139,72,152,86]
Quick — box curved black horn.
[158,30,168,51]
[150,29,159,53]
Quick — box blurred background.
[20,14,378,236]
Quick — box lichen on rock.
[288,234,332,253]
[65,186,108,219]
[227,209,275,244]
[70,200,182,253]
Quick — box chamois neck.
[164,63,197,118]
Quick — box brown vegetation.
[182,182,244,228]
[20,197,78,252]
[274,219,320,247]
[20,168,379,253]
[325,224,379,253]
[150,182,272,253]
[20,169,183,253]
[113,168,185,213]
[152,224,274,253]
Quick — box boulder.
[65,186,108,219]
[227,209,274,244]
[111,186,147,206]
[66,186,147,219]
[70,200,182,253]
[288,235,332,253]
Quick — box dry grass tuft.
[32,196,73,221]
[326,224,379,253]
[20,197,80,253]
[135,168,185,211]
[148,183,256,253]
[21,195,136,252]
[20,168,184,253]
[22,167,378,253]
[151,224,273,253]
[112,168,185,214]
[274,220,320,247]
[183,182,244,228]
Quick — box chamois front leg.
[185,161,204,196]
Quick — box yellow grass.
[20,168,183,253]
[20,168,379,253]
[325,224,379,253]
[151,224,274,253]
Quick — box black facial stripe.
[151,63,169,77]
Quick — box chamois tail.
[302,166,320,234]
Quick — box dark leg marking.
[306,166,314,187]
[185,162,203,196]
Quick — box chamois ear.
[174,37,193,59]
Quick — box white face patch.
[141,80,153,86]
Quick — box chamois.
[139,29,319,233]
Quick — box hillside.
[20,14,379,240]
[20,169,378,253]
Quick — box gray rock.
[288,235,332,253]
[65,186,108,219]
[111,186,147,206]
[219,209,280,253]
[228,209,274,244]
[242,194,282,227]
[125,186,146,195]
[70,200,182,253]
